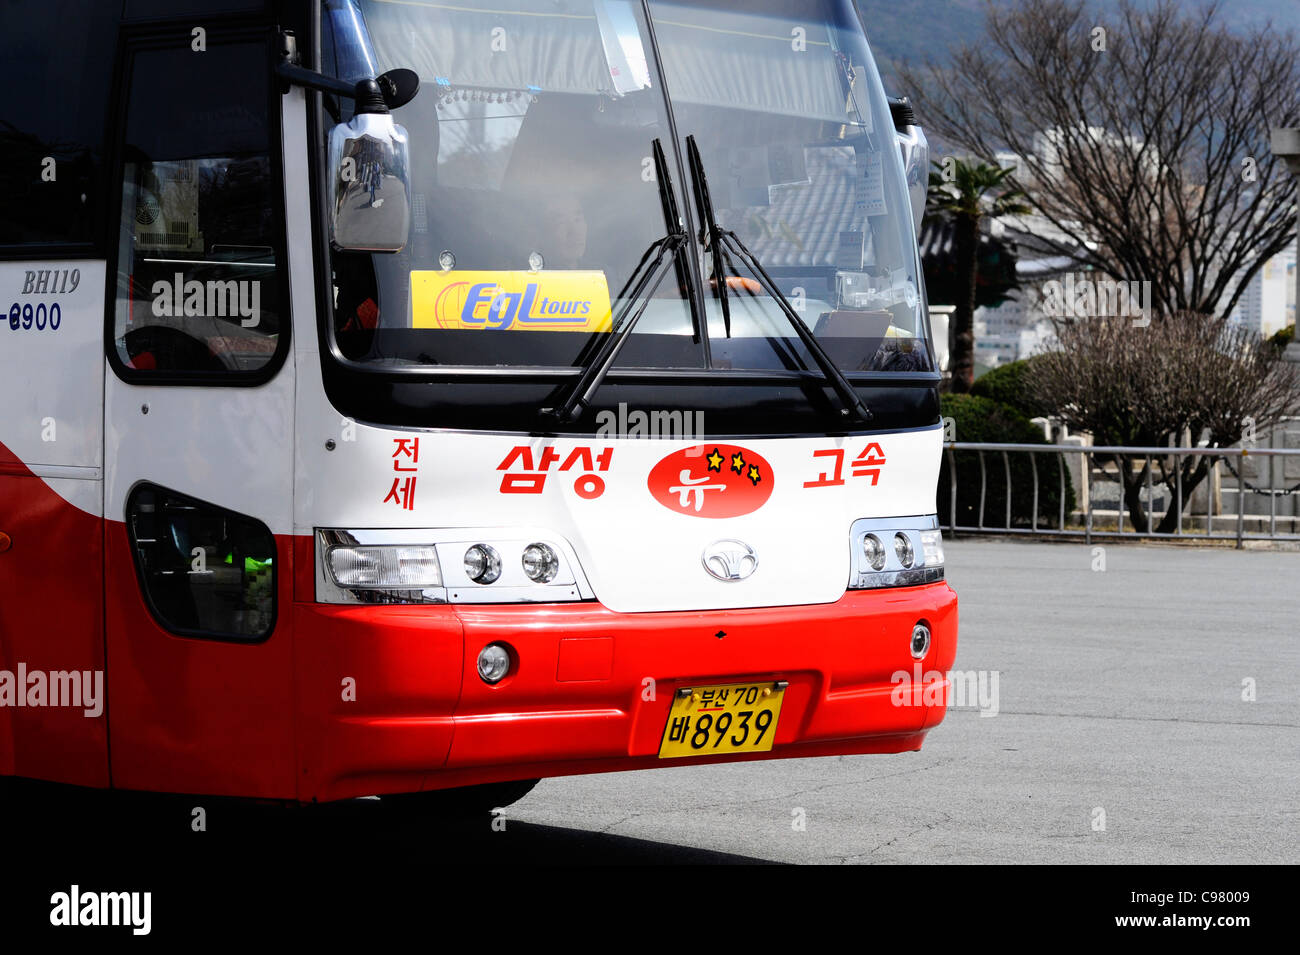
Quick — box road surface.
[5,539,1297,865]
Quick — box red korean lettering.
[392,437,419,472]
[501,472,547,494]
[497,444,547,493]
[851,442,887,485]
[573,474,604,499]
[497,446,534,471]
[803,448,846,488]
[560,447,593,472]
[383,476,417,510]
[560,446,614,472]
[537,446,561,471]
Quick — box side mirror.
[888,97,929,235]
[327,100,412,252]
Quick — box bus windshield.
[321,0,931,378]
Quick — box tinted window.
[111,35,285,377]
[127,484,277,641]
[124,0,266,18]
[0,0,118,250]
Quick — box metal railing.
[941,442,1300,547]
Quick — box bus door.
[101,18,298,799]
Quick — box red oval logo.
[647,444,775,518]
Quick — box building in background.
[1228,242,1297,337]
[970,216,1072,370]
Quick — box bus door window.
[110,32,286,379]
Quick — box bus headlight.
[464,544,502,584]
[328,545,442,588]
[893,533,914,568]
[863,534,887,571]
[316,529,591,605]
[521,543,559,583]
[848,518,944,589]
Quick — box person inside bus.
[530,191,587,270]
[527,191,589,271]
[333,251,380,359]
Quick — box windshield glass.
[321,0,931,375]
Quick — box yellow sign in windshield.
[411,270,612,333]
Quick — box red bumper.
[294,583,957,802]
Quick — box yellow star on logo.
[730,451,746,474]
[748,464,762,486]
[706,448,724,472]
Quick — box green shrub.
[1268,324,1295,353]
[938,393,1076,528]
[970,357,1051,419]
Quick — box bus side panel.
[0,259,108,787]
[0,471,109,787]
[103,522,298,799]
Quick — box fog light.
[894,533,914,568]
[521,543,559,583]
[464,544,502,584]
[863,533,887,571]
[910,623,931,659]
[477,644,511,684]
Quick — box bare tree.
[1028,315,1300,532]
[902,0,1300,319]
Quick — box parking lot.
[5,539,1297,866]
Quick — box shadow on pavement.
[0,777,778,866]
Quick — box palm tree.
[927,160,1032,393]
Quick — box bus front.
[296,0,957,802]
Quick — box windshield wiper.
[542,138,689,423]
[685,135,872,424]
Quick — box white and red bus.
[0,0,956,810]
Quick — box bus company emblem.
[701,539,758,582]
[647,444,775,518]
[410,270,612,333]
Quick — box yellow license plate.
[658,681,787,759]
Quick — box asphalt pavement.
[5,538,1296,865]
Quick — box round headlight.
[477,644,511,684]
[894,533,914,568]
[464,544,502,584]
[863,533,887,571]
[521,542,559,583]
